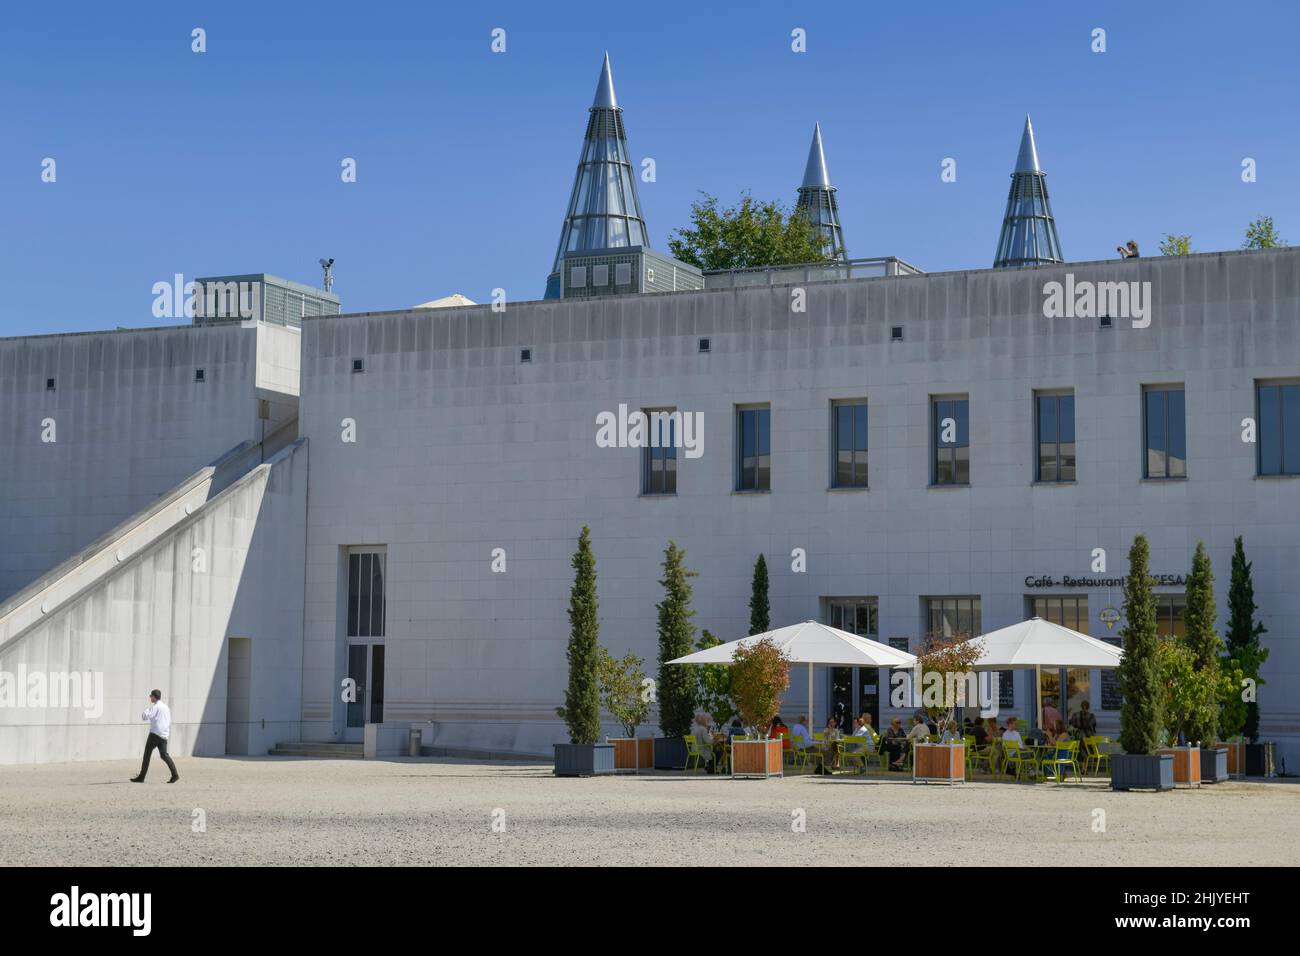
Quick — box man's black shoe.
[130,776,145,783]
[168,775,180,783]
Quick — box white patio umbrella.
[957,617,1124,729]
[668,620,918,729]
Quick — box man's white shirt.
[142,701,172,739]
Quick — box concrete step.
[268,742,364,759]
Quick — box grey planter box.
[1111,752,1174,791]
[1245,742,1277,777]
[653,736,688,770]
[1201,747,1229,783]
[553,743,615,777]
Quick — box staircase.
[267,742,364,759]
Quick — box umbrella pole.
[1036,664,1042,731]
[807,662,814,727]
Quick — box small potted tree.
[694,630,737,730]
[913,632,983,784]
[554,527,614,776]
[1155,639,1214,788]
[1111,535,1174,791]
[599,649,653,771]
[729,637,790,778]
[653,542,698,770]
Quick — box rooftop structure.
[794,123,847,261]
[992,116,1064,269]
[193,273,339,329]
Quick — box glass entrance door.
[345,643,385,740]
[826,599,880,731]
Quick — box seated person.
[1001,716,1024,747]
[1070,700,1097,735]
[906,715,931,743]
[883,717,908,769]
[851,713,877,751]
[820,717,841,773]
[769,715,789,745]
[726,718,745,740]
[972,719,989,746]
[690,710,716,769]
[939,720,962,743]
[789,714,813,750]
[1048,720,1071,744]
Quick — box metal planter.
[552,743,615,777]
[1110,752,1174,791]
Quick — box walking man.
[130,689,179,783]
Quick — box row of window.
[641,382,1300,495]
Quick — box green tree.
[731,637,791,737]
[598,649,650,738]
[1243,215,1287,249]
[655,541,698,737]
[1181,541,1222,744]
[1158,233,1192,256]
[667,192,835,271]
[555,526,601,744]
[916,632,984,728]
[1117,534,1163,755]
[1158,638,1228,748]
[693,630,735,728]
[1224,537,1269,741]
[749,554,770,636]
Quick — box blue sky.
[2,1,1297,336]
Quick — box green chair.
[1002,742,1039,782]
[1083,736,1112,776]
[838,735,870,773]
[797,735,824,772]
[1040,740,1082,783]
[684,736,709,773]
[965,735,991,775]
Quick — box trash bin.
[408,727,422,757]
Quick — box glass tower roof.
[795,122,846,261]
[993,116,1063,268]
[545,54,648,297]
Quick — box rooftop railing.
[702,255,923,289]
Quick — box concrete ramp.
[0,435,307,765]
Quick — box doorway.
[225,637,251,755]
[344,642,385,741]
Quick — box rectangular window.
[925,596,981,640]
[1155,593,1187,639]
[641,409,678,495]
[1257,381,1300,476]
[736,405,771,491]
[832,400,869,488]
[346,550,386,638]
[1144,386,1186,478]
[931,396,970,486]
[1035,391,1076,482]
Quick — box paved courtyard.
[1,756,1296,866]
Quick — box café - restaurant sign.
[1024,574,1187,588]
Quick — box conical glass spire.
[544,54,649,298]
[993,116,1063,268]
[795,123,846,261]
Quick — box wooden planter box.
[607,737,654,772]
[653,736,688,771]
[1201,746,1229,784]
[913,742,964,785]
[1111,753,1174,792]
[1157,746,1202,788]
[1245,742,1277,777]
[731,739,783,779]
[1224,740,1246,779]
[553,743,615,777]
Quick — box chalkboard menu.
[888,637,910,652]
[998,670,1015,709]
[1101,636,1123,710]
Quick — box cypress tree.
[1225,536,1269,742]
[656,541,698,738]
[1117,534,1162,755]
[749,554,770,636]
[556,526,601,744]
[1182,541,1220,744]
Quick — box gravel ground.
[1,756,1296,866]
